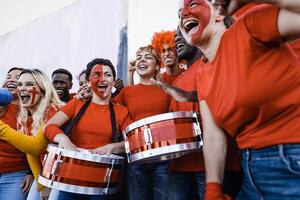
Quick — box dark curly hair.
[86,58,116,81]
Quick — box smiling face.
[17,73,42,109]
[89,64,114,99]
[178,0,212,45]
[175,28,199,60]
[136,50,159,78]
[78,73,87,90]
[161,43,178,68]
[2,69,23,96]
[52,73,72,102]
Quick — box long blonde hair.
[17,69,64,135]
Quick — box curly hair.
[151,30,176,55]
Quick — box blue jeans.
[168,171,205,200]
[236,144,300,200]
[127,161,169,200]
[0,170,29,200]
[58,191,118,200]
[26,180,40,200]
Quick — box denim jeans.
[167,171,205,200]
[127,161,169,200]
[26,180,40,200]
[48,189,60,200]
[0,170,29,200]
[58,191,118,200]
[236,144,300,200]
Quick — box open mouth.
[6,82,17,91]
[138,64,148,70]
[97,84,108,91]
[19,93,31,103]
[183,19,199,34]
[55,89,64,96]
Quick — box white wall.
[0,0,181,88]
[0,0,124,91]
[128,0,180,60]
[0,0,78,36]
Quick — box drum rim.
[47,144,124,164]
[124,111,198,134]
[128,141,202,163]
[38,175,118,195]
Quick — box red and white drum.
[38,144,124,195]
[123,111,203,163]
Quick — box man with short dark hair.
[51,68,74,103]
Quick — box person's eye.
[190,2,198,8]
[17,82,22,87]
[93,73,100,77]
[146,56,154,60]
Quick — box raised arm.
[127,60,136,86]
[224,0,300,40]
[199,100,229,199]
[0,120,49,156]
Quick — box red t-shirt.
[61,98,131,149]
[290,39,300,61]
[169,61,241,172]
[169,61,204,172]
[161,68,185,85]
[0,104,29,173]
[197,5,300,149]
[114,83,170,121]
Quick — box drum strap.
[63,99,119,143]
[109,100,118,143]
[64,99,91,136]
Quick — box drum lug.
[51,160,63,176]
[124,141,130,154]
[192,112,202,136]
[143,128,153,145]
[104,159,116,195]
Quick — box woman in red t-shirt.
[175,0,300,199]
[0,68,63,200]
[114,46,171,200]
[44,58,131,200]
[0,67,34,200]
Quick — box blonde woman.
[0,69,64,200]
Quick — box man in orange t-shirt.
[151,30,185,84]
[0,67,33,200]
[52,68,76,103]
[178,0,300,199]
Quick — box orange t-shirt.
[169,61,241,172]
[0,104,29,173]
[61,98,131,149]
[169,61,204,172]
[197,5,300,149]
[161,68,185,85]
[114,83,170,121]
[290,39,300,61]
